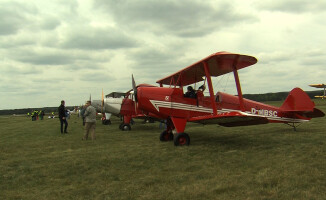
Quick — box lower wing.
[188,112,269,127]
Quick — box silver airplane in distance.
[91,92,126,125]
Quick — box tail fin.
[280,88,324,118]
[280,88,314,112]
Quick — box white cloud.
[254,0,326,13]
[60,26,139,50]
[94,0,258,37]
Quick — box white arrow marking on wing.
[149,100,213,113]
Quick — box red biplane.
[132,51,324,146]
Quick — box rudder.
[280,88,315,112]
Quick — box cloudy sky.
[1,0,326,109]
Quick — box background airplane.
[309,84,326,99]
[91,91,125,125]
[92,85,160,130]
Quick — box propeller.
[132,74,138,102]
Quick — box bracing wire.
[212,74,226,94]
[223,73,231,92]
[211,73,232,94]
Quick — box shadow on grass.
[187,124,302,150]
[191,133,261,149]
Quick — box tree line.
[242,90,324,102]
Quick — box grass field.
[1,100,326,200]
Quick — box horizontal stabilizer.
[300,108,325,118]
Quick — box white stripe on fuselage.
[149,100,309,123]
[149,100,213,113]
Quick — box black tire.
[159,131,173,142]
[121,123,131,131]
[103,120,111,125]
[119,123,124,130]
[174,133,190,146]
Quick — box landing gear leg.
[169,117,190,146]
[121,123,131,131]
[119,115,132,131]
[157,117,190,146]
[159,119,174,142]
[286,123,301,132]
[102,119,111,125]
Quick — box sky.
[1,0,326,109]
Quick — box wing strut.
[232,56,245,111]
[203,61,217,116]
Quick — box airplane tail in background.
[280,88,325,118]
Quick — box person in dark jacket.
[58,100,68,134]
[184,86,196,98]
[80,104,86,126]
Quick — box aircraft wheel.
[103,120,111,125]
[121,124,131,131]
[159,130,173,142]
[174,133,190,146]
[119,123,124,130]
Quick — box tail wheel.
[121,123,131,131]
[159,130,173,142]
[174,133,190,146]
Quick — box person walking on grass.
[58,100,68,134]
[83,100,96,140]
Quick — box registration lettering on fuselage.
[251,108,278,117]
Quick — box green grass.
[1,100,326,200]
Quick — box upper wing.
[126,84,157,94]
[309,84,325,88]
[188,111,269,127]
[156,51,257,86]
[106,92,126,98]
